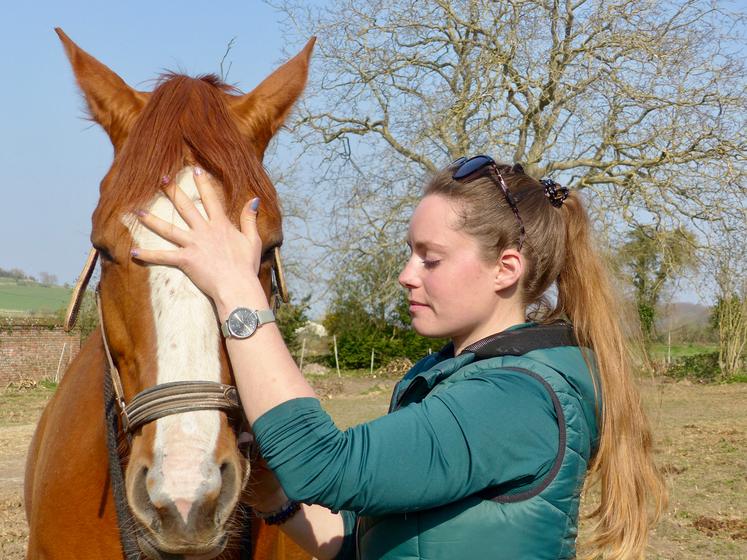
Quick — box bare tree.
[709,230,747,378]
[38,272,58,287]
[270,0,745,312]
[619,224,696,342]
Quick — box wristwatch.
[221,307,275,339]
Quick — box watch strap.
[256,308,275,326]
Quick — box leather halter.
[95,286,241,435]
[66,245,290,436]
[64,247,99,332]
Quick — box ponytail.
[555,193,667,559]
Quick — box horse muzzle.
[137,532,229,560]
[126,424,245,558]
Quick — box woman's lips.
[409,300,428,310]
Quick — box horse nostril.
[130,465,158,526]
[219,460,233,491]
[135,465,149,500]
[215,460,239,524]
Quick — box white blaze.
[124,166,222,518]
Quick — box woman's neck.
[452,307,527,355]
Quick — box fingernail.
[250,197,260,211]
[135,209,147,217]
[194,166,204,176]
[161,175,170,185]
[130,249,139,257]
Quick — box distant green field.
[650,342,719,359]
[0,278,71,314]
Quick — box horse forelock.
[93,72,280,231]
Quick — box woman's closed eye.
[422,259,441,269]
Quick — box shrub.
[323,292,446,370]
[663,352,721,383]
[275,294,311,356]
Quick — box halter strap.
[126,381,240,433]
[271,246,289,306]
[96,288,128,422]
[64,248,98,332]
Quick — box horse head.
[56,28,313,559]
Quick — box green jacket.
[253,322,600,559]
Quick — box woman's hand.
[131,168,264,305]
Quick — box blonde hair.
[425,164,667,559]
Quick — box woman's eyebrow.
[410,240,448,251]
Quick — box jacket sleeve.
[252,371,559,516]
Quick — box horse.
[24,28,313,560]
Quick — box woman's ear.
[493,249,524,292]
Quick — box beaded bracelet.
[254,499,301,526]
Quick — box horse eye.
[94,245,116,262]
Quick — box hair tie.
[540,178,569,208]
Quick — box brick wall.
[0,326,82,385]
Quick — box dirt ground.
[2,375,745,559]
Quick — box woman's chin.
[411,320,447,340]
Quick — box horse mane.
[93,73,280,227]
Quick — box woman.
[133,156,666,559]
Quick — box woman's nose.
[398,258,419,289]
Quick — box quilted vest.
[355,322,600,560]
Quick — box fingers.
[239,197,261,237]
[162,180,207,229]
[192,167,225,220]
[137,210,191,247]
[130,247,181,267]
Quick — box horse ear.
[55,28,148,151]
[229,37,315,157]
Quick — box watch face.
[228,308,259,338]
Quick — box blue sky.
[0,1,710,309]
[1,0,305,284]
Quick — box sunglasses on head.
[448,155,526,251]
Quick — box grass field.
[650,342,720,359]
[1,374,745,559]
[0,279,71,315]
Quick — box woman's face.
[399,194,506,345]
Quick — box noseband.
[66,245,289,436]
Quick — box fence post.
[370,347,375,376]
[55,342,68,383]
[333,334,340,377]
[667,331,671,366]
[299,338,306,370]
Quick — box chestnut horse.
[25,29,312,560]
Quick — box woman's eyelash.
[422,259,440,269]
